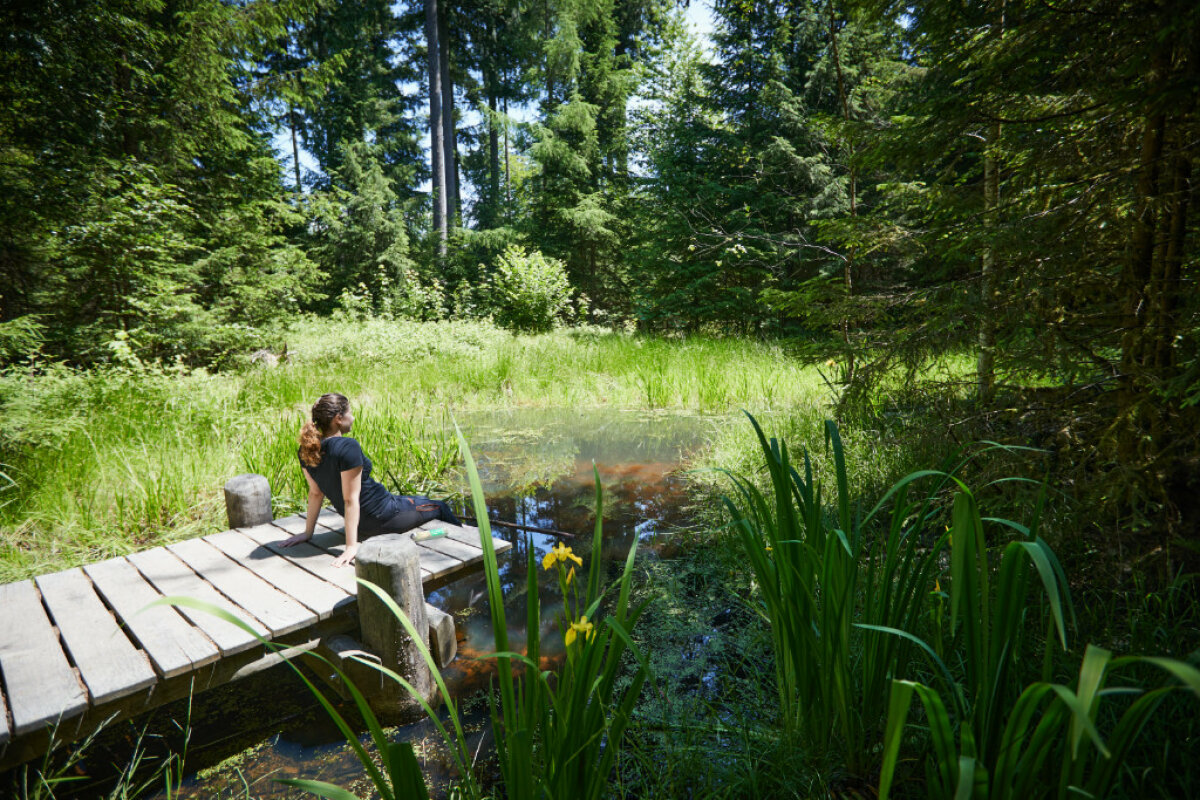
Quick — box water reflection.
[138,408,718,799]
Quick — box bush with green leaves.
[489,245,576,333]
[0,314,44,365]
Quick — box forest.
[1,0,1198,797]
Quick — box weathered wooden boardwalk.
[0,509,511,771]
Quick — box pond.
[62,409,720,798]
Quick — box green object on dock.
[413,528,447,542]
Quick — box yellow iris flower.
[564,615,595,647]
[541,541,583,571]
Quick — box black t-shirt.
[299,437,404,529]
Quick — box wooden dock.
[0,510,511,772]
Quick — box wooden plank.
[84,557,219,678]
[264,520,433,582]
[206,529,352,620]
[424,522,513,556]
[413,545,464,582]
[418,534,485,568]
[422,522,483,551]
[272,515,312,535]
[0,581,87,737]
[304,527,348,553]
[299,507,345,527]
[269,519,351,558]
[168,539,315,637]
[238,523,358,594]
[35,569,157,705]
[318,508,345,527]
[128,547,265,656]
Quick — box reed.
[457,425,651,799]
[722,414,951,776]
[874,488,1200,800]
[868,474,1200,796]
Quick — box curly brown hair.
[298,393,349,467]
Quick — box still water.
[114,408,719,798]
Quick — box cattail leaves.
[727,413,1198,793]
[723,413,946,775]
[880,644,1200,800]
[873,470,1198,800]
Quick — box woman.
[281,393,460,567]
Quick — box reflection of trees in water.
[452,408,717,495]
[434,410,708,701]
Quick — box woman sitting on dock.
[282,393,460,567]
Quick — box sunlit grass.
[0,318,838,582]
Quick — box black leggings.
[363,497,461,538]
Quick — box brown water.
[65,409,719,799]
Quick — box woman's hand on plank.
[332,542,359,568]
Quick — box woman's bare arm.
[333,466,363,567]
[282,471,324,547]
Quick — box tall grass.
[871,479,1200,799]
[723,415,949,776]
[7,705,199,799]
[1,319,833,582]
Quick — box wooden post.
[223,474,272,529]
[354,535,434,715]
[425,602,457,668]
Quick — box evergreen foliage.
[0,0,1196,579]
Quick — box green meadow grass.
[0,318,838,583]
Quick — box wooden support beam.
[354,535,433,719]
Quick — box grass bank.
[1,318,843,582]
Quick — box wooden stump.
[223,474,272,529]
[354,535,433,715]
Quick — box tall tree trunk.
[1119,107,1166,410]
[1116,49,1169,460]
[977,122,1000,403]
[488,91,500,225]
[289,104,303,193]
[544,0,555,110]
[828,0,857,385]
[485,19,500,227]
[977,0,1005,403]
[425,0,446,257]
[504,91,512,215]
[1152,152,1190,370]
[438,3,458,230]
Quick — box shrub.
[0,314,44,365]
[490,245,575,333]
